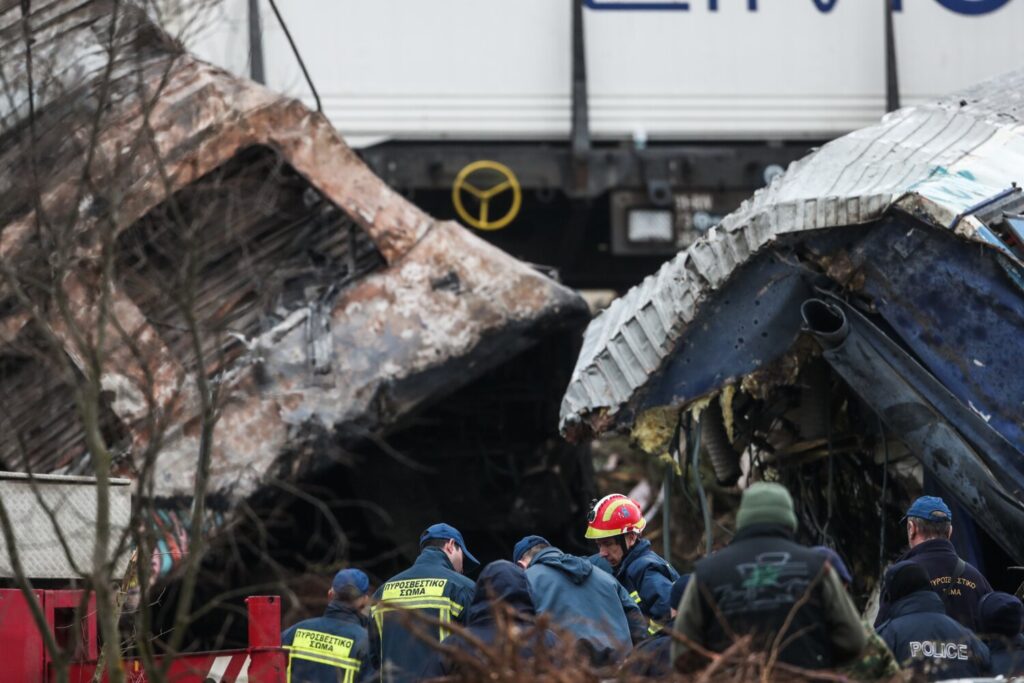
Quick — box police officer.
[671,483,866,670]
[875,496,992,631]
[876,561,990,680]
[369,523,477,683]
[513,535,646,664]
[585,494,679,632]
[282,568,373,683]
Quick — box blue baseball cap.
[331,568,370,595]
[512,535,550,564]
[420,523,480,569]
[903,496,953,523]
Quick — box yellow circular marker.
[452,160,522,231]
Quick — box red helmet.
[585,494,647,540]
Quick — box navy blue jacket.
[282,602,372,683]
[875,539,992,631]
[369,548,475,683]
[525,546,645,663]
[876,589,990,680]
[419,561,559,678]
[621,632,672,677]
[987,634,1024,677]
[615,539,679,629]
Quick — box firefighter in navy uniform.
[281,568,373,683]
[875,496,992,631]
[585,494,679,633]
[369,523,477,683]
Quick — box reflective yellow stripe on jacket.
[629,589,663,635]
[370,578,464,641]
[286,628,361,683]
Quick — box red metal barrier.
[68,648,286,682]
[0,588,286,683]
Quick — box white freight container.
[0,473,131,580]
[188,0,1024,146]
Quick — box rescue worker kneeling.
[876,561,990,680]
[282,568,373,683]
[513,535,646,665]
[419,560,560,679]
[671,482,866,670]
[585,494,679,632]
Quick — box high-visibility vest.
[285,628,362,683]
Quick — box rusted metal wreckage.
[562,70,1024,582]
[0,0,589,582]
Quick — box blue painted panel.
[852,220,1024,454]
[637,255,811,412]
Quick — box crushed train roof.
[560,68,1024,438]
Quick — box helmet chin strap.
[617,535,630,554]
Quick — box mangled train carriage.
[0,0,591,614]
[561,69,1024,595]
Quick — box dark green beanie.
[736,482,797,531]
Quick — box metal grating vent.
[116,145,384,375]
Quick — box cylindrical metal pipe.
[801,299,850,348]
[247,0,265,84]
[703,400,741,486]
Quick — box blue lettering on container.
[932,0,1012,14]
[584,0,1012,13]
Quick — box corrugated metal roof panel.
[560,68,1024,435]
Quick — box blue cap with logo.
[420,523,480,569]
[332,568,370,595]
[512,535,550,564]
[903,495,952,523]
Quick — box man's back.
[881,538,991,631]
[525,547,635,663]
[369,548,475,683]
[675,524,865,670]
[282,602,371,683]
[877,588,990,680]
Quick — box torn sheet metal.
[802,298,1024,560]
[560,69,1024,437]
[0,2,587,505]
